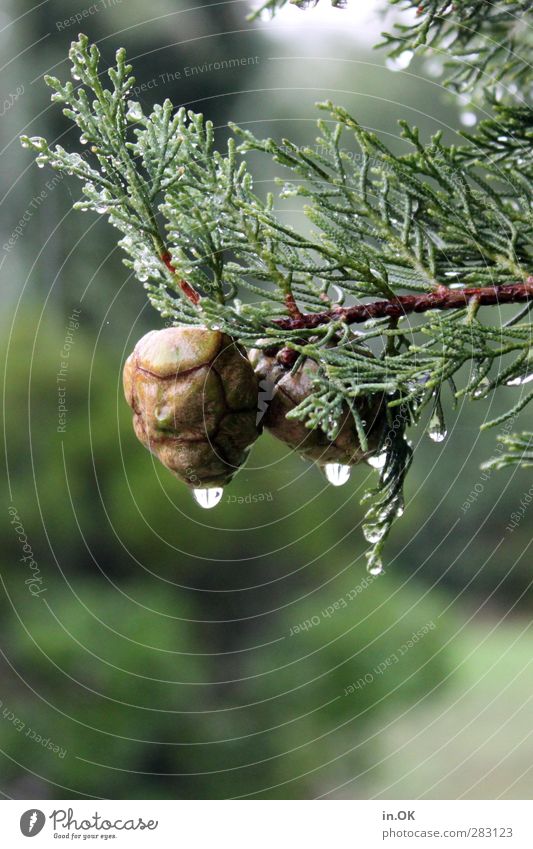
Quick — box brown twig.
[273,279,533,331]
[161,252,200,306]
[284,291,303,319]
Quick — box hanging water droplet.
[386,50,414,72]
[426,404,447,442]
[192,487,224,509]
[363,524,387,544]
[426,59,443,78]
[366,552,384,576]
[473,378,490,398]
[330,284,343,304]
[506,373,533,386]
[126,101,143,122]
[324,463,351,487]
[460,110,477,127]
[428,427,447,443]
[367,452,387,470]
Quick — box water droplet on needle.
[366,552,384,576]
[507,373,533,386]
[428,426,447,443]
[367,452,386,471]
[386,50,414,71]
[427,410,447,442]
[192,488,224,509]
[363,524,387,544]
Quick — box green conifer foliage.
[21,0,532,569]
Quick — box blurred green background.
[1,0,531,800]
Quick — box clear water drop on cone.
[192,487,224,509]
[324,463,351,487]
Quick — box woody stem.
[273,279,533,331]
[161,252,200,306]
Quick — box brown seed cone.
[249,348,386,465]
[124,327,260,488]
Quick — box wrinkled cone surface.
[124,327,260,487]
[250,349,386,465]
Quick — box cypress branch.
[19,14,533,568]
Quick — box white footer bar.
[1,800,531,848]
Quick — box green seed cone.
[250,348,386,465]
[124,327,260,488]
